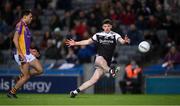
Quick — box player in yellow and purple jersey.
[7,10,43,98]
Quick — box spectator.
[54,27,67,57]
[30,15,42,30]
[112,21,122,34]
[40,31,52,50]
[119,60,142,94]
[137,2,151,17]
[76,10,87,22]
[31,41,41,59]
[66,29,80,41]
[0,15,10,34]
[0,35,4,50]
[127,24,143,45]
[58,45,77,70]
[13,5,22,21]
[45,38,60,59]
[100,0,111,15]
[73,20,88,39]
[89,26,97,35]
[45,43,58,59]
[136,15,147,31]
[35,0,50,10]
[154,4,165,22]
[32,31,43,49]
[66,47,78,64]
[1,32,13,50]
[92,2,101,17]
[162,46,180,75]
[56,0,72,11]
[77,45,96,64]
[1,2,14,26]
[114,1,124,14]
[109,8,118,21]
[119,5,135,26]
[144,31,160,46]
[61,11,72,29]
[87,12,99,28]
[161,15,176,40]
[49,13,61,31]
[147,15,158,30]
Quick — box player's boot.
[70,91,77,98]
[110,66,120,77]
[7,92,18,99]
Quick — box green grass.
[0,93,180,105]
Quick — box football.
[138,41,150,53]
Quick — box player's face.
[102,24,112,33]
[26,13,33,24]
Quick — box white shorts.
[14,53,36,65]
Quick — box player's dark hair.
[102,19,112,25]
[22,9,32,17]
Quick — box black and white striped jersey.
[91,31,122,62]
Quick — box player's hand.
[30,49,40,57]
[19,53,26,62]
[124,35,130,44]
[65,39,76,47]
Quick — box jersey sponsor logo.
[0,76,78,93]
[99,39,114,44]
[98,35,115,44]
[0,78,51,93]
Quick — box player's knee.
[99,61,104,66]
[96,59,104,66]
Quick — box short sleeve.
[115,33,122,41]
[91,33,97,41]
[15,23,23,35]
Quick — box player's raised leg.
[70,68,104,98]
[95,56,120,77]
[29,58,43,76]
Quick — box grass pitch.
[0,93,180,105]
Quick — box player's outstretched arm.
[65,38,93,47]
[118,35,130,44]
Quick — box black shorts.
[94,55,112,67]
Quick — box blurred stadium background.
[0,0,180,105]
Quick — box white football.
[138,41,150,53]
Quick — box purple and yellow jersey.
[15,20,31,55]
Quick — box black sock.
[76,88,80,93]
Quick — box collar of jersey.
[103,31,111,34]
